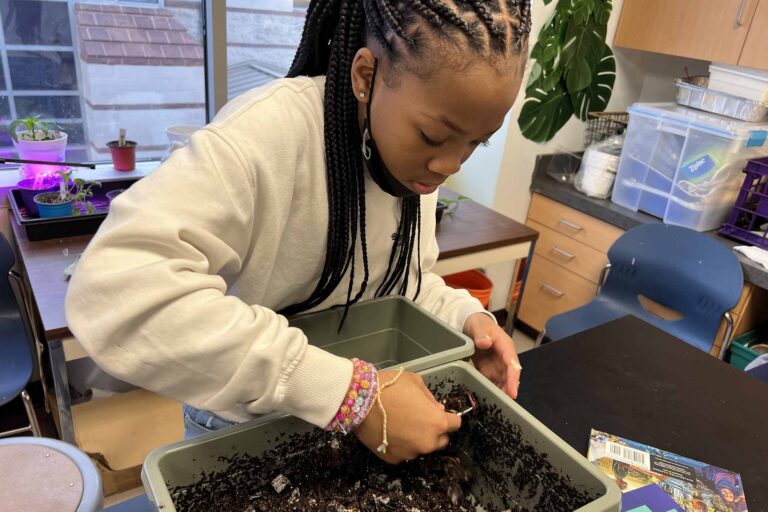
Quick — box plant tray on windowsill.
[8,177,139,241]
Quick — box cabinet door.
[614,0,759,64]
[740,0,768,70]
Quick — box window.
[226,0,306,100]
[0,0,206,166]
[0,0,316,172]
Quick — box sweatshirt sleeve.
[65,126,351,428]
[412,195,496,332]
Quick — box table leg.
[49,339,76,445]
[504,241,536,335]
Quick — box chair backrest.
[1,232,35,406]
[0,233,18,318]
[600,224,743,353]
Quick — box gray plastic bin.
[288,296,474,371]
[143,362,621,511]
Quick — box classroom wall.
[446,0,708,312]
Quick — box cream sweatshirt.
[65,76,487,428]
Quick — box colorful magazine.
[588,429,748,512]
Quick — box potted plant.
[107,128,137,171]
[436,195,469,224]
[8,115,68,177]
[33,169,101,219]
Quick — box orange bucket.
[443,270,493,309]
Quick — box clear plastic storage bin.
[611,103,768,231]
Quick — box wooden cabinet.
[518,194,623,332]
[713,283,768,357]
[614,0,766,70]
[519,193,768,360]
[740,0,768,70]
[518,254,598,332]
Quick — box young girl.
[66,0,531,464]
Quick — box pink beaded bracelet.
[326,358,378,433]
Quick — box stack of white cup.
[575,146,621,199]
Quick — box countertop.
[529,153,768,290]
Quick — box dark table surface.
[530,153,768,290]
[517,315,768,510]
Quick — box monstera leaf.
[518,0,615,143]
[562,19,606,92]
[570,43,616,121]
[518,80,574,144]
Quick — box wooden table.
[9,192,537,445]
[435,188,539,330]
[517,316,768,510]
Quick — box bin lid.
[629,102,768,144]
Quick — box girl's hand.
[354,370,461,464]
[464,312,522,398]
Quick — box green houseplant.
[33,169,101,219]
[436,195,469,224]
[517,0,616,143]
[8,115,63,142]
[8,115,69,177]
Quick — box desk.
[517,316,768,510]
[9,196,537,445]
[435,189,539,330]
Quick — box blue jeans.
[182,404,236,439]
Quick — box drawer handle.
[541,283,565,298]
[737,0,747,25]
[551,246,575,261]
[558,218,583,233]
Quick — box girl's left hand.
[463,312,522,398]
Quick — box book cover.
[588,429,748,512]
[621,483,684,512]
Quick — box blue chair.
[102,494,153,511]
[538,224,744,359]
[0,232,41,437]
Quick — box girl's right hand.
[353,370,462,464]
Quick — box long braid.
[282,0,531,317]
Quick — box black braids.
[363,0,394,52]
[398,200,419,297]
[419,0,474,35]
[413,0,475,39]
[288,0,341,76]
[282,0,531,317]
[504,0,532,49]
[377,1,415,48]
[281,0,365,316]
[464,0,507,52]
[414,204,422,301]
[376,207,408,297]
[349,159,370,303]
[338,3,368,327]
[408,1,444,28]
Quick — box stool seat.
[0,437,102,512]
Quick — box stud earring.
[360,91,366,98]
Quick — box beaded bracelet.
[326,358,378,434]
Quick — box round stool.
[0,437,102,512]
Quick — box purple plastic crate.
[720,157,768,249]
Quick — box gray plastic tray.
[288,296,474,371]
[143,362,621,511]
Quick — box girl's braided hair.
[280,0,531,317]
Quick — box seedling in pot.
[438,195,469,216]
[33,169,101,217]
[8,115,63,142]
